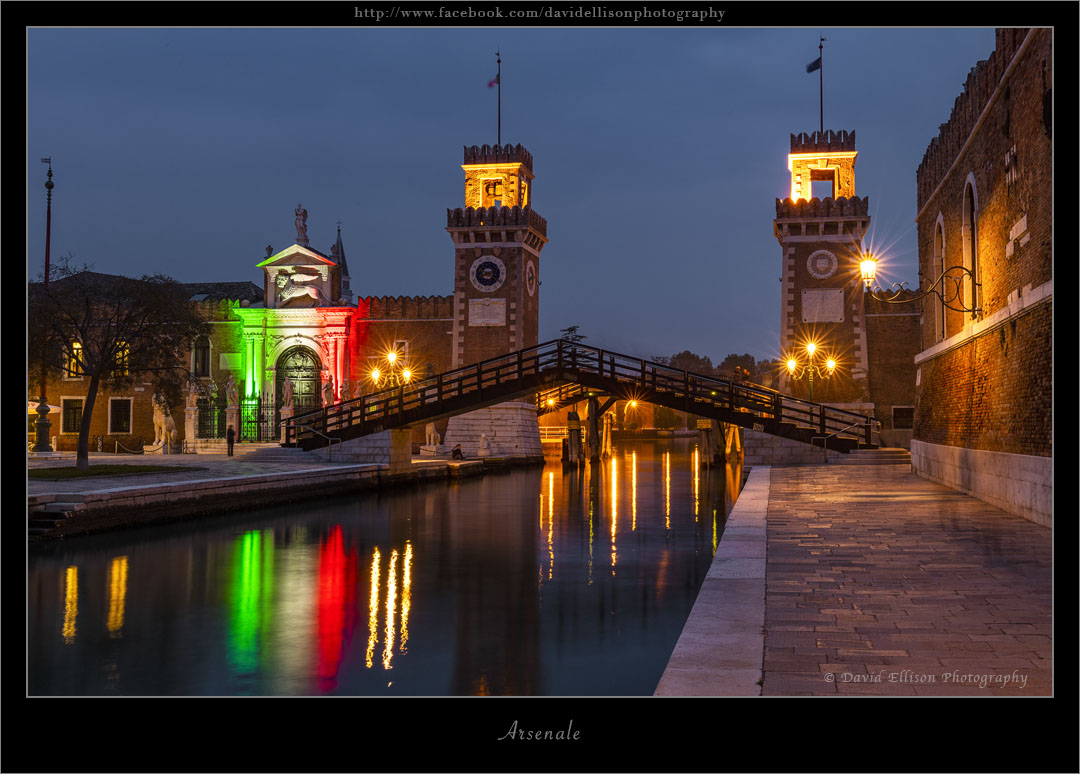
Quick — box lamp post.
[860,252,981,318]
[369,348,414,389]
[32,159,55,454]
[785,341,836,402]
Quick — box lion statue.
[152,392,179,448]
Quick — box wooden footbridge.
[284,339,878,453]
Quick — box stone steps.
[828,448,911,465]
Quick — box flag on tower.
[806,56,822,73]
[488,73,500,88]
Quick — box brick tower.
[443,143,548,459]
[447,143,548,369]
[774,130,872,406]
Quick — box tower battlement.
[446,206,547,236]
[355,294,454,320]
[916,28,1035,210]
[463,143,533,171]
[775,195,869,219]
[790,130,856,153]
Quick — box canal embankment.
[27,454,542,539]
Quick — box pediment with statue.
[257,245,340,308]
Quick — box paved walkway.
[658,463,1053,696]
[26,452,357,496]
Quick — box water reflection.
[62,566,78,644]
[106,556,128,637]
[29,439,742,696]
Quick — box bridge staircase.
[283,339,879,453]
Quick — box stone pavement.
[657,463,1053,696]
[26,452,354,497]
[762,464,1052,696]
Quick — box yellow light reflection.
[62,566,78,644]
[366,548,381,668]
[631,451,637,532]
[384,549,398,670]
[693,446,700,520]
[611,457,618,572]
[547,472,554,580]
[664,451,671,531]
[400,542,412,654]
[106,556,128,637]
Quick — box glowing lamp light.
[787,358,797,373]
[546,398,555,407]
[371,368,381,383]
[806,342,817,356]
[826,359,836,372]
[628,400,638,408]
[386,351,397,364]
[401,368,412,382]
[860,253,878,288]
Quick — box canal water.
[27,439,742,696]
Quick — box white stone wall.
[911,440,1052,527]
[742,429,825,466]
[310,429,411,471]
[443,402,542,458]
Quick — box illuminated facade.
[773,130,920,446]
[910,28,1052,525]
[32,143,544,453]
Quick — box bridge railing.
[285,338,878,446]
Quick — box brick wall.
[864,300,920,431]
[913,28,1052,459]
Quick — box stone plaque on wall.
[801,289,845,323]
[468,298,506,327]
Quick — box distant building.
[911,28,1052,525]
[30,143,546,455]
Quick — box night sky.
[27,23,998,365]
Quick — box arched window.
[934,214,945,342]
[193,336,211,377]
[961,175,979,320]
[115,340,130,376]
[66,341,83,377]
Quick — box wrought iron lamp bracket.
[867,265,981,316]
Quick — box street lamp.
[369,348,414,388]
[32,158,55,454]
[860,251,981,318]
[785,341,836,401]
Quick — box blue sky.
[27,25,998,364]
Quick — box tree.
[560,325,586,342]
[666,350,715,375]
[28,259,208,469]
[718,353,763,383]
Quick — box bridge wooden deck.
[284,339,878,453]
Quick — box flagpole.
[496,49,502,145]
[819,36,824,134]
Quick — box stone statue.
[281,375,295,408]
[340,378,351,401]
[323,379,335,406]
[266,244,273,257]
[208,379,218,401]
[477,433,492,457]
[225,373,239,406]
[425,422,440,446]
[295,204,308,241]
[275,270,322,306]
[186,375,201,407]
[152,392,178,447]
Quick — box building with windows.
[910,28,1052,525]
[30,143,546,455]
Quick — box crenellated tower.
[447,143,548,369]
[774,129,872,406]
